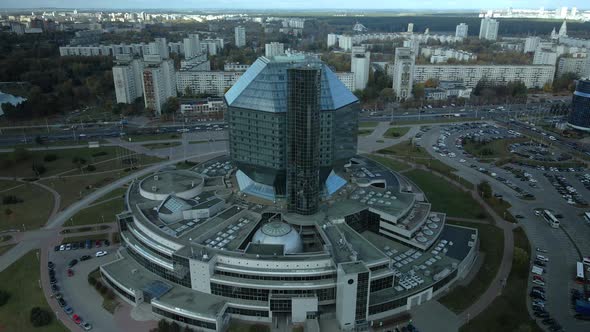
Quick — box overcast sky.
[2,0,588,10]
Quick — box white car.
[532,279,545,286]
[95,251,108,257]
[59,244,66,251]
[459,159,466,163]
[536,255,549,262]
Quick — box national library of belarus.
[101,54,478,331]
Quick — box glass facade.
[152,307,217,330]
[286,67,322,215]
[568,80,590,130]
[355,272,369,322]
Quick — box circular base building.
[101,54,479,332]
[568,79,590,132]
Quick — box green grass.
[439,221,504,313]
[127,133,181,142]
[0,146,157,178]
[463,138,527,161]
[460,228,541,332]
[0,244,15,256]
[0,250,68,332]
[394,117,478,125]
[142,141,182,150]
[61,233,109,244]
[0,180,54,232]
[404,169,487,220]
[367,155,411,172]
[384,127,410,138]
[65,194,125,227]
[358,129,374,136]
[359,121,378,128]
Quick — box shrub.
[0,290,10,306]
[85,165,96,172]
[4,208,12,216]
[43,154,58,162]
[88,275,97,286]
[30,307,52,327]
[32,163,46,175]
[3,195,23,204]
[91,151,108,157]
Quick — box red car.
[67,269,74,277]
[95,240,101,248]
[533,275,545,282]
[72,314,81,324]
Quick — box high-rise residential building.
[234,26,246,47]
[112,55,144,104]
[183,34,201,59]
[335,72,355,91]
[560,7,568,19]
[568,80,590,131]
[479,18,499,41]
[455,23,468,38]
[533,48,558,65]
[339,35,353,51]
[225,54,358,200]
[524,36,541,53]
[392,47,415,100]
[265,42,285,58]
[557,56,590,78]
[407,23,414,33]
[176,70,242,97]
[351,46,370,91]
[142,55,177,115]
[327,33,338,48]
[148,37,169,60]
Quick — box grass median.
[0,180,54,232]
[384,127,410,138]
[439,220,504,313]
[460,227,541,332]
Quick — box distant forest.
[317,16,590,37]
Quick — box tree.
[478,181,493,199]
[170,322,181,332]
[513,247,530,277]
[158,319,171,332]
[412,83,425,100]
[30,307,52,327]
[43,154,58,162]
[0,290,10,306]
[424,78,439,88]
[161,97,180,116]
[32,163,46,176]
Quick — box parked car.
[95,251,108,257]
[95,240,101,248]
[54,246,60,252]
[72,314,82,324]
[85,240,92,249]
[47,261,54,269]
[536,255,549,262]
[51,284,59,293]
[59,245,66,251]
[67,269,74,277]
[104,239,110,247]
[534,311,549,318]
[80,255,91,261]
[64,305,73,315]
[57,298,66,307]
[81,321,93,331]
[68,259,78,268]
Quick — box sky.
[0,0,588,10]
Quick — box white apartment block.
[407,23,414,33]
[327,33,338,48]
[112,56,144,104]
[351,46,370,90]
[335,72,355,92]
[533,49,558,65]
[176,71,243,97]
[412,64,555,89]
[183,34,201,59]
[223,62,250,72]
[234,26,246,47]
[265,42,285,58]
[524,36,541,53]
[339,35,353,51]
[455,23,468,38]
[420,47,477,63]
[142,58,177,115]
[557,56,590,77]
[149,37,169,59]
[479,18,499,41]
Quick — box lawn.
[460,227,541,332]
[384,127,410,138]
[359,121,378,128]
[65,192,125,227]
[0,180,54,232]
[0,146,159,178]
[403,169,486,220]
[358,129,374,136]
[394,117,478,125]
[439,221,504,313]
[0,250,68,332]
[367,155,411,172]
[463,137,527,161]
[127,133,181,142]
[142,142,182,150]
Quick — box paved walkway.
[357,122,421,153]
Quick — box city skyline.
[2,0,589,10]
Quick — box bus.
[577,262,587,284]
[543,210,560,228]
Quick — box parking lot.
[421,123,590,331]
[47,239,118,332]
